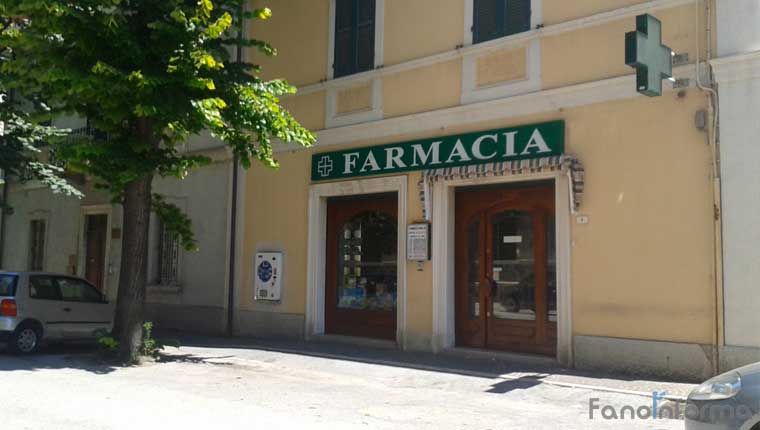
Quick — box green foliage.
[97,334,120,353]
[0,93,83,198]
[139,321,180,359]
[0,0,315,242]
[0,15,82,198]
[152,193,197,251]
[140,322,161,358]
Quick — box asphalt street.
[0,343,685,429]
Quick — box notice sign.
[312,120,565,181]
[407,223,430,262]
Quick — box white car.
[0,271,114,354]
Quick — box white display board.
[254,252,282,301]
[407,223,430,261]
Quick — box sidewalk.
[169,334,697,401]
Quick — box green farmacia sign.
[311,120,565,181]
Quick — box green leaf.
[252,8,272,20]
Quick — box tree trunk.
[112,174,153,362]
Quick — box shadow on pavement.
[0,340,249,374]
[0,342,118,375]
[486,375,545,394]
[157,353,237,367]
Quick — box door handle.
[489,278,498,298]
[63,307,72,312]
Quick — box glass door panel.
[467,220,481,319]
[489,211,536,321]
[336,211,397,311]
[547,216,557,323]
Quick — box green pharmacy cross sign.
[625,14,673,97]
[311,121,565,181]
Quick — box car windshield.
[0,274,18,297]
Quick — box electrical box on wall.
[254,252,282,301]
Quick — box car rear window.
[0,275,18,297]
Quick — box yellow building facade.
[235,0,720,381]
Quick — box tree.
[0,0,315,361]
[0,93,83,198]
[0,16,81,199]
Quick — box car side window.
[57,278,103,303]
[29,276,62,300]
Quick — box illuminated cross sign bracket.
[625,14,673,97]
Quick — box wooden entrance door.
[455,184,557,355]
[325,193,398,340]
[84,214,108,292]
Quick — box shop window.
[29,219,46,271]
[473,0,531,44]
[334,0,376,78]
[156,220,180,286]
[336,211,397,311]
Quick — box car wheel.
[10,324,41,354]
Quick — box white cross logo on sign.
[317,155,333,177]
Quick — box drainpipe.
[695,0,722,376]
[0,169,8,269]
[226,2,245,337]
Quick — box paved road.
[0,345,683,430]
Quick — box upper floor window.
[156,220,180,286]
[473,0,531,44]
[334,0,376,78]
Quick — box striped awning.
[419,154,585,220]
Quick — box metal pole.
[226,1,244,336]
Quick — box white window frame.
[147,198,186,291]
[155,218,181,287]
[27,212,50,272]
[463,0,542,46]
[325,0,385,129]
[326,0,385,81]
[461,0,543,105]
[305,175,408,348]
[430,171,573,366]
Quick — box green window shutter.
[504,0,531,36]
[334,0,376,78]
[474,0,501,44]
[334,0,355,78]
[474,0,531,44]
[356,0,376,73]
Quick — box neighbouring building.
[233,0,723,381]
[713,0,760,371]
[0,117,235,335]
